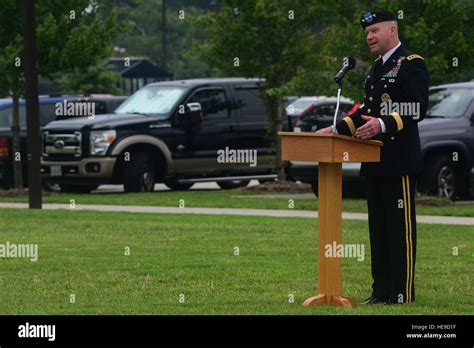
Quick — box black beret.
[360,10,397,29]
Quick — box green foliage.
[114,0,211,79]
[191,0,474,105]
[58,63,122,95]
[283,0,474,101]
[392,0,474,85]
[0,0,125,97]
[193,0,321,90]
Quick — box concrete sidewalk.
[0,202,473,225]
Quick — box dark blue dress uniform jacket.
[335,44,430,177]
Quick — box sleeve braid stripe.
[343,117,356,136]
[391,112,404,131]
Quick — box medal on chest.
[383,56,405,78]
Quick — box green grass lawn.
[0,208,471,315]
[0,188,473,217]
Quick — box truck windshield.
[116,86,186,116]
[427,88,473,118]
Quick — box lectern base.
[303,294,355,308]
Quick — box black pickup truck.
[41,78,279,192]
[286,82,474,200]
[0,95,126,189]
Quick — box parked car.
[0,94,127,189]
[292,97,358,132]
[286,96,327,116]
[286,82,474,200]
[284,96,299,107]
[285,96,357,131]
[40,78,281,193]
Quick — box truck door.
[233,86,274,171]
[174,86,237,175]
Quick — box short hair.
[387,20,398,30]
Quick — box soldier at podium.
[317,10,429,304]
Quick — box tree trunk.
[161,0,167,71]
[11,93,23,189]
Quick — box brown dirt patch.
[242,180,312,194]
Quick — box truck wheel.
[419,155,466,200]
[165,180,194,191]
[59,184,98,193]
[218,180,250,189]
[123,152,156,193]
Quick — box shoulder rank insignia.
[407,54,424,61]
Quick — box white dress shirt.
[382,41,401,64]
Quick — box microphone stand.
[331,79,343,133]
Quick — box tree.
[281,0,474,101]
[58,63,122,95]
[114,0,213,80]
[0,0,124,189]
[192,0,326,179]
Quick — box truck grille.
[43,131,82,158]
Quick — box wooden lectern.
[278,132,383,307]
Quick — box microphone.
[331,57,356,133]
[334,57,356,84]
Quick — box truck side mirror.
[186,102,202,113]
[186,102,203,124]
[175,102,203,127]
